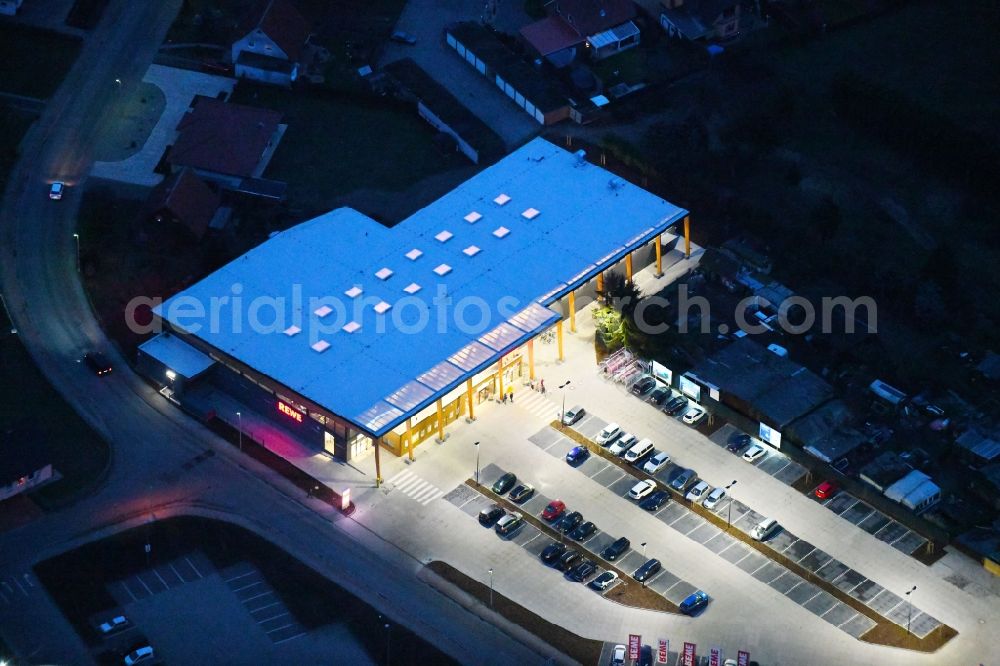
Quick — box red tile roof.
[147,168,220,240]
[520,16,586,56]
[236,0,311,61]
[170,97,282,178]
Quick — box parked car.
[728,433,752,453]
[566,559,597,582]
[685,480,711,502]
[631,375,656,396]
[624,438,654,464]
[49,181,65,200]
[124,646,154,665]
[540,541,567,565]
[664,396,688,415]
[633,558,661,582]
[491,472,517,495]
[610,644,627,666]
[596,422,622,446]
[566,445,590,465]
[97,615,130,636]
[390,30,417,44]
[750,517,780,541]
[562,405,585,425]
[590,570,619,591]
[628,479,656,500]
[642,451,671,474]
[556,548,581,571]
[669,468,697,492]
[495,512,524,536]
[541,500,566,521]
[608,433,636,456]
[639,490,670,511]
[682,406,707,425]
[558,511,583,534]
[648,386,670,405]
[702,486,727,510]
[742,444,766,463]
[509,483,535,504]
[814,481,838,500]
[84,352,113,376]
[679,590,710,616]
[570,520,596,541]
[478,504,504,526]
[601,536,630,561]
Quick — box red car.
[814,481,838,500]
[542,500,566,522]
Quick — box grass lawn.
[0,310,109,508]
[229,83,467,215]
[0,24,81,98]
[0,105,34,192]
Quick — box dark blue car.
[679,590,710,616]
[566,445,590,465]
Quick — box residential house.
[0,0,23,16]
[520,0,640,66]
[143,168,222,241]
[167,96,284,188]
[658,0,741,41]
[1,432,53,502]
[231,0,312,87]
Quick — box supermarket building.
[140,138,690,483]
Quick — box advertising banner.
[628,634,641,661]
[709,646,722,666]
[759,421,782,448]
[656,639,669,664]
[679,374,701,401]
[737,650,750,666]
[651,360,673,386]
[682,641,696,666]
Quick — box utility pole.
[905,586,917,635]
[236,412,243,452]
[474,441,480,485]
[725,480,738,529]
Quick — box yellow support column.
[557,320,564,362]
[406,417,414,461]
[596,271,604,300]
[374,436,383,487]
[466,378,475,421]
[528,339,535,379]
[568,291,576,333]
[625,253,633,282]
[497,358,504,401]
[655,233,663,277]
[684,215,691,258]
[436,398,446,442]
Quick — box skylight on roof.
[494,193,511,206]
[376,267,393,280]
[405,248,423,261]
[404,282,421,294]
[463,245,481,257]
[314,305,333,317]
[343,321,361,333]
[493,226,510,238]
[464,211,482,223]
[522,207,540,220]
[283,325,301,336]
[434,263,452,276]
[373,300,391,314]
[311,340,330,353]
[345,285,362,298]
[435,230,453,243]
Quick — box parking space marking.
[168,561,186,583]
[134,574,152,595]
[250,600,283,614]
[151,568,169,589]
[233,580,264,593]
[185,555,203,578]
[13,578,27,595]
[258,611,291,625]
[224,570,255,584]
[119,580,138,602]
[273,631,307,645]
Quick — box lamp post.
[725,480,738,529]
[384,621,391,665]
[236,411,243,452]
[905,585,917,635]
[72,233,80,272]
[558,380,571,423]
[641,541,647,558]
[474,441,481,485]
[488,567,495,610]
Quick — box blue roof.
[155,137,687,435]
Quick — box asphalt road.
[0,2,546,664]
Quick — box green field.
[0,24,81,98]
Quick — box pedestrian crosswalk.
[385,469,445,506]
[510,388,560,421]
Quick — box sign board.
[709,647,722,666]
[657,639,669,664]
[679,374,701,402]
[709,386,720,401]
[341,488,351,511]
[737,650,750,666]
[277,400,304,423]
[682,642,696,666]
[628,634,641,660]
[759,421,782,448]
[651,360,672,386]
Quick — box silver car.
[702,486,727,510]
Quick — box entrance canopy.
[139,332,215,380]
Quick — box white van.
[596,422,622,446]
[624,438,654,463]
[751,517,780,541]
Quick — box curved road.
[0,2,545,664]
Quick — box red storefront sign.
[737,650,751,666]
[682,642,696,666]
[657,639,669,664]
[277,400,303,422]
[628,635,641,660]
[709,646,722,666]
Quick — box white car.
[627,479,656,500]
[608,433,636,457]
[49,181,65,200]
[742,444,766,463]
[685,480,710,502]
[98,615,130,635]
[611,644,627,666]
[751,517,780,541]
[623,438,653,463]
[642,451,671,474]
[124,645,154,665]
[702,486,727,510]
[596,422,621,446]
[682,406,706,425]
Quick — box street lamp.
[641,541,647,558]
[72,233,80,272]
[725,480,738,529]
[474,441,480,485]
[488,567,495,610]
[558,380,571,423]
[236,411,243,452]
[384,622,391,666]
[905,585,917,635]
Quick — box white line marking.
[250,601,283,614]
[13,578,27,596]
[266,622,298,633]
[23,574,34,588]
[185,556,203,579]
[224,570,256,583]
[272,631,307,644]
[169,561,185,583]
[420,490,444,506]
[152,568,169,588]
[257,611,290,624]
[134,575,152,595]
[243,591,273,602]
[119,580,138,602]
[232,581,264,593]
[385,469,412,484]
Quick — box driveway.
[379,0,539,150]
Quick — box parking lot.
[706,424,808,487]
[220,563,306,644]
[815,490,929,556]
[110,552,212,605]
